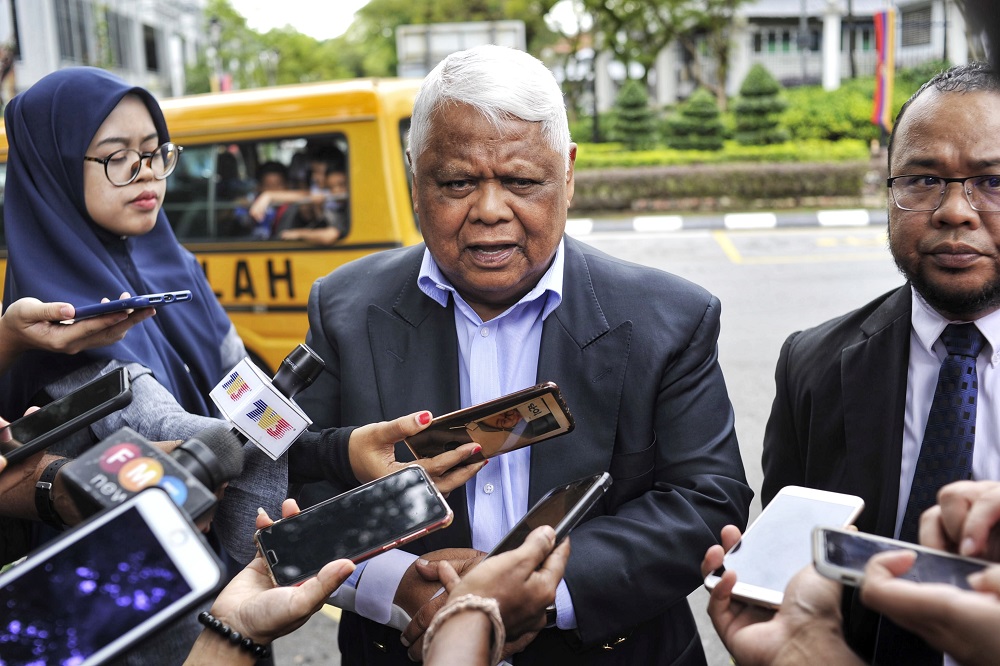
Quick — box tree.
[732,64,789,145]
[675,0,752,111]
[582,0,750,96]
[613,79,657,150]
[664,88,724,151]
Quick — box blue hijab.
[1,67,232,417]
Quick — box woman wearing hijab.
[0,67,284,566]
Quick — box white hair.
[407,44,571,172]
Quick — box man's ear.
[566,144,577,205]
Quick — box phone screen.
[0,368,131,461]
[711,488,864,605]
[0,497,216,664]
[818,529,989,589]
[405,383,574,462]
[488,473,610,557]
[257,466,452,585]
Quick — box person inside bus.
[0,66,483,666]
[277,159,350,245]
[232,160,293,239]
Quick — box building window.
[901,6,932,47]
[107,10,133,69]
[55,0,91,63]
[143,24,159,72]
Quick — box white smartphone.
[0,487,224,665]
[813,526,992,588]
[704,485,865,608]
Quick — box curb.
[566,209,888,235]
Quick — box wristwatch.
[545,603,557,628]
[35,458,71,529]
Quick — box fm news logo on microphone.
[92,439,189,504]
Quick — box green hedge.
[575,139,869,169]
[571,161,876,212]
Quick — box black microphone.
[272,343,325,400]
[61,425,245,520]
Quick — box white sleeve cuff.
[354,549,419,625]
[554,578,577,630]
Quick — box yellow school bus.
[0,78,425,373]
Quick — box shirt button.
[483,483,495,494]
[480,327,490,338]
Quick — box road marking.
[632,215,683,232]
[712,231,744,263]
[565,218,594,236]
[817,209,870,226]
[724,212,777,229]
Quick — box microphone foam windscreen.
[187,425,245,484]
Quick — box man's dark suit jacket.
[762,284,912,658]
[291,236,752,665]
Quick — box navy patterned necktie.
[899,322,986,543]
[875,322,986,666]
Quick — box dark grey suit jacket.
[761,284,912,658]
[292,236,752,665]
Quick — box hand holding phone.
[813,526,992,588]
[404,382,574,464]
[0,487,223,666]
[255,465,453,586]
[68,290,193,322]
[487,472,611,557]
[703,485,865,608]
[0,367,132,464]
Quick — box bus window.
[164,133,350,245]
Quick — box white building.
[583,0,976,111]
[0,0,206,101]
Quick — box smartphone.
[813,526,992,589]
[0,487,224,666]
[69,290,193,321]
[703,485,866,609]
[0,367,133,464]
[255,465,454,586]
[404,382,574,464]
[487,472,612,557]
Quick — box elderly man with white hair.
[291,44,752,666]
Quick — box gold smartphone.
[404,382,574,464]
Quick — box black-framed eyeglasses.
[887,174,1000,212]
[83,142,183,187]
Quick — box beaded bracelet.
[422,593,506,666]
[197,610,271,659]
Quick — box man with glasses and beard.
[761,61,1000,665]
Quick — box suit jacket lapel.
[531,237,630,504]
[842,286,911,536]
[367,254,472,548]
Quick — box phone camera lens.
[163,294,174,303]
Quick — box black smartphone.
[0,487,224,666]
[69,290,193,321]
[255,465,454,586]
[703,485,865,609]
[404,382,574,464]
[0,368,133,464]
[487,472,612,557]
[813,526,992,589]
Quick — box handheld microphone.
[61,425,244,520]
[211,344,325,460]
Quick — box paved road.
[273,221,903,665]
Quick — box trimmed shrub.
[733,64,789,145]
[664,88,725,151]
[613,79,658,151]
[572,161,873,212]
